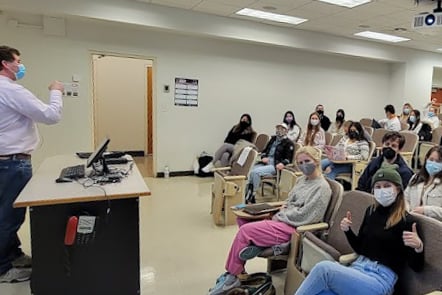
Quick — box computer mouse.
[55,177,72,183]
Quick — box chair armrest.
[223,175,246,181]
[424,292,442,295]
[267,201,286,207]
[297,222,329,233]
[339,253,358,265]
[213,167,231,172]
[231,209,271,220]
[400,152,413,156]
[331,160,358,164]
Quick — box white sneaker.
[0,267,31,283]
[201,162,214,173]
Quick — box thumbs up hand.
[403,223,424,253]
[340,211,353,232]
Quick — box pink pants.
[225,218,296,275]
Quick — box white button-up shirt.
[0,75,62,155]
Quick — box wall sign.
[174,77,198,107]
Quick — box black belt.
[0,153,31,160]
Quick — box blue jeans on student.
[249,163,276,192]
[295,256,397,295]
[321,159,352,180]
[0,159,32,274]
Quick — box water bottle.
[164,166,170,178]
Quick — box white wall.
[433,67,442,88]
[1,14,442,173]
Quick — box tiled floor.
[0,176,285,295]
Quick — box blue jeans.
[0,159,32,274]
[295,256,398,295]
[321,159,352,180]
[248,163,276,192]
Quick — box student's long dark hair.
[409,146,442,186]
[283,111,299,129]
[408,109,421,130]
[335,109,345,129]
[232,113,254,134]
[349,122,367,142]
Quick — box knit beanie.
[371,163,403,189]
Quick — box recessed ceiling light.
[437,48,442,51]
[236,8,308,25]
[354,31,410,43]
[318,0,371,8]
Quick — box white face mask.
[373,187,397,207]
[310,119,320,126]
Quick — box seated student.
[202,114,256,172]
[283,110,302,142]
[357,131,413,193]
[399,102,413,124]
[315,104,331,132]
[295,164,424,295]
[404,146,442,222]
[378,104,401,131]
[329,109,346,136]
[321,122,369,180]
[244,123,294,204]
[298,112,326,150]
[408,109,423,134]
[208,146,332,295]
[422,105,440,130]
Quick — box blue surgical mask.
[373,187,397,207]
[15,64,26,80]
[409,115,416,123]
[425,160,442,176]
[428,112,434,117]
[403,108,410,115]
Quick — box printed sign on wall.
[174,77,198,107]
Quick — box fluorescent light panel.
[236,8,307,25]
[318,0,371,8]
[438,48,442,51]
[354,31,410,43]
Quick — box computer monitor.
[87,137,111,169]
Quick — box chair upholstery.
[330,134,343,147]
[359,118,372,127]
[372,129,388,155]
[363,126,374,137]
[398,131,418,167]
[324,132,333,146]
[254,134,270,153]
[284,190,374,295]
[394,214,442,295]
[266,178,344,273]
[211,148,258,226]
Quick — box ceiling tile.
[150,0,201,9]
[193,1,242,16]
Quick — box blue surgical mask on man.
[15,64,26,80]
[425,160,442,176]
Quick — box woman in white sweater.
[404,146,442,221]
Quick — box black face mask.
[317,110,324,116]
[240,121,250,129]
[348,131,359,139]
[382,147,396,160]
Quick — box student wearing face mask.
[0,46,64,283]
[283,110,302,141]
[322,122,369,180]
[298,112,326,150]
[404,146,442,222]
[421,105,440,130]
[244,123,294,204]
[208,146,332,295]
[357,132,413,193]
[295,164,424,295]
[399,103,413,124]
[201,114,256,172]
[315,104,331,131]
[329,109,346,136]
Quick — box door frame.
[90,50,156,174]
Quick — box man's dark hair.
[384,104,395,114]
[382,131,405,149]
[0,46,20,71]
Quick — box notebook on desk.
[243,203,280,215]
[324,145,346,161]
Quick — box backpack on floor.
[226,272,275,295]
[196,154,214,177]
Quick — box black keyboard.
[59,164,85,179]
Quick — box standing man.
[0,46,64,283]
[315,104,331,131]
